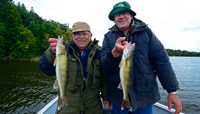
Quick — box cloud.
[180,27,200,32]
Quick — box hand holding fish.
[112,37,128,57]
[49,38,58,54]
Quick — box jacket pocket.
[140,65,150,74]
[92,60,101,89]
[66,56,79,90]
[135,64,157,93]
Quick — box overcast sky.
[13,0,200,52]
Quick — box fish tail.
[64,96,68,106]
[57,96,68,110]
[121,99,131,110]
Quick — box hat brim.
[71,29,91,33]
[109,7,136,21]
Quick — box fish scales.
[53,36,68,111]
[119,42,135,110]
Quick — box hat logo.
[118,4,124,7]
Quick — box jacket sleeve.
[100,69,108,101]
[38,47,56,76]
[148,28,179,91]
[100,33,121,72]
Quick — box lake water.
[158,57,200,114]
[0,61,58,113]
[0,57,199,114]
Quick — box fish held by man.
[53,36,68,111]
[118,42,135,110]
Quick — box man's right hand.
[111,37,128,57]
[103,100,111,110]
[49,38,58,54]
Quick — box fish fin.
[64,96,68,106]
[121,99,131,110]
[117,82,122,89]
[57,96,68,111]
[53,57,57,66]
[53,79,59,89]
[119,61,123,68]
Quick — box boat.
[37,96,184,114]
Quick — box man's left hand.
[167,94,182,114]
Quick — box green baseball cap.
[108,1,136,21]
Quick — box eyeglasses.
[73,31,90,37]
[114,12,130,18]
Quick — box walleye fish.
[53,36,68,111]
[118,42,135,110]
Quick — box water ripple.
[0,58,200,113]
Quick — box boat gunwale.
[37,96,58,114]
[37,96,185,114]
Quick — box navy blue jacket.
[100,18,179,110]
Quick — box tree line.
[0,0,199,59]
[166,49,200,57]
[0,0,72,59]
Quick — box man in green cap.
[100,1,182,114]
[39,21,111,114]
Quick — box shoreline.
[0,57,41,61]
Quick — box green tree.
[42,20,57,38]
[0,22,6,58]
[60,23,69,32]
[0,1,71,58]
[15,2,28,26]
[64,28,72,40]
[55,24,64,37]
[3,3,23,58]
[166,49,200,57]
[41,33,50,52]
[1,1,39,59]
[29,20,46,55]
[29,21,41,38]
[9,25,38,58]
[16,3,44,27]
[0,0,13,22]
